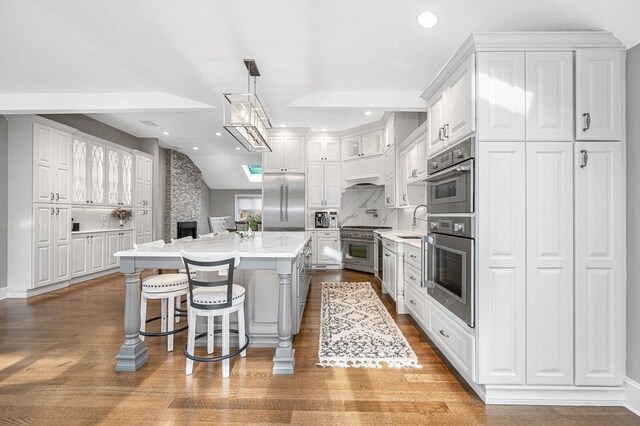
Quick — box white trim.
[0,287,7,301]
[69,268,121,285]
[625,377,640,416]
[6,268,123,299]
[483,384,627,406]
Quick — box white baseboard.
[0,286,7,300]
[484,384,627,406]
[625,377,640,416]
[6,268,122,299]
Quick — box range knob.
[453,149,464,159]
[431,162,439,169]
[430,221,439,230]
[454,223,464,232]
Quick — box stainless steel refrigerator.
[262,173,305,231]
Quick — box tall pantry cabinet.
[475,41,625,392]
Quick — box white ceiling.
[1,0,639,188]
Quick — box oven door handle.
[422,235,435,288]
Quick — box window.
[241,164,263,183]
[235,193,262,221]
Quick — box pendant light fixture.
[223,59,273,152]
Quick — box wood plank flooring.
[0,269,638,425]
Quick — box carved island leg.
[273,270,295,374]
[115,260,148,371]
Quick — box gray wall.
[0,116,7,290]
[209,189,261,223]
[200,179,212,233]
[627,43,640,383]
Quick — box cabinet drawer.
[381,238,397,252]
[317,230,339,238]
[404,262,422,289]
[428,301,476,378]
[405,284,427,328]
[404,244,421,270]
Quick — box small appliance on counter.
[329,212,337,228]
[315,211,329,228]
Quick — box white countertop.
[375,229,426,248]
[116,232,310,258]
[306,227,340,232]
[72,227,134,235]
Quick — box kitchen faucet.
[412,204,428,228]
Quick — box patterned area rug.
[318,282,420,369]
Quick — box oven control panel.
[429,216,474,239]
[427,137,475,176]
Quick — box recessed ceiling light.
[417,11,438,28]
[321,128,327,132]
[215,132,222,136]
[235,147,241,150]
[279,123,286,127]
[193,146,199,150]
[162,131,170,136]
[364,110,372,116]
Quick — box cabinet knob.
[439,329,450,338]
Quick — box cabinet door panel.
[478,143,526,384]
[446,54,475,144]
[307,139,324,162]
[143,158,153,206]
[89,144,105,204]
[54,130,72,203]
[263,137,284,172]
[383,148,395,182]
[427,90,446,154]
[135,155,145,207]
[575,142,623,386]
[120,152,133,206]
[526,52,573,141]
[324,139,340,161]
[106,233,119,269]
[34,205,53,287]
[72,139,88,204]
[575,50,622,141]
[306,162,324,208]
[72,235,88,277]
[323,163,341,208]
[526,142,573,385]
[88,234,106,272]
[361,131,382,157]
[33,123,54,203]
[283,137,305,172]
[317,237,341,264]
[478,52,526,141]
[107,148,120,205]
[342,136,361,160]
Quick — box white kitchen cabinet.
[384,180,395,207]
[87,233,105,273]
[308,137,340,162]
[134,153,153,207]
[383,116,395,150]
[72,138,87,204]
[88,143,105,204]
[478,142,526,385]
[135,209,153,244]
[316,231,341,265]
[525,142,574,385]
[106,230,134,269]
[575,50,623,141]
[342,131,382,160]
[71,234,88,277]
[107,148,133,207]
[307,162,341,208]
[382,246,397,300]
[263,136,306,173]
[342,155,382,183]
[574,141,624,386]
[72,136,106,205]
[406,144,417,181]
[397,149,408,206]
[445,54,475,144]
[383,147,395,182]
[415,134,427,179]
[427,90,447,154]
[34,204,71,287]
[34,123,72,204]
[525,52,574,141]
[478,52,526,141]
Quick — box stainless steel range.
[340,226,391,273]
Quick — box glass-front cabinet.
[106,148,133,206]
[72,139,87,204]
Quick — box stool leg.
[175,295,181,324]
[186,309,196,375]
[139,294,147,342]
[167,296,175,352]
[222,311,230,378]
[207,316,215,355]
[161,298,167,333]
[238,304,246,358]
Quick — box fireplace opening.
[177,221,197,239]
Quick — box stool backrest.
[134,239,165,250]
[198,232,217,240]
[179,251,241,310]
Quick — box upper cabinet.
[575,50,623,141]
[341,130,382,161]
[383,116,395,150]
[33,123,72,204]
[307,137,340,162]
[71,136,105,205]
[478,52,526,141]
[107,148,133,207]
[525,52,574,141]
[263,135,306,173]
[134,153,153,208]
[427,55,475,154]
[307,161,341,208]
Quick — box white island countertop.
[374,229,426,248]
[115,232,310,258]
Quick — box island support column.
[115,258,148,371]
[273,258,295,374]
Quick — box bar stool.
[137,240,189,352]
[180,251,249,378]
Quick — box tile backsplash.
[71,207,132,232]
[307,187,397,228]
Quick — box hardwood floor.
[0,269,638,425]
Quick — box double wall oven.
[423,137,476,328]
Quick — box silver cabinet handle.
[409,299,417,306]
[56,192,60,201]
[455,165,472,172]
[443,123,449,138]
[385,253,390,257]
[439,329,450,338]
[50,192,54,201]
[438,127,444,141]
[582,113,591,132]
[410,275,415,280]
[50,207,54,215]
[55,208,59,215]
[580,150,588,168]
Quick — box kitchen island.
[114,232,311,375]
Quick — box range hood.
[344,181,384,191]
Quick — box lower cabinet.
[381,246,397,300]
[106,230,134,269]
[73,230,133,278]
[135,208,153,244]
[33,204,71,288]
